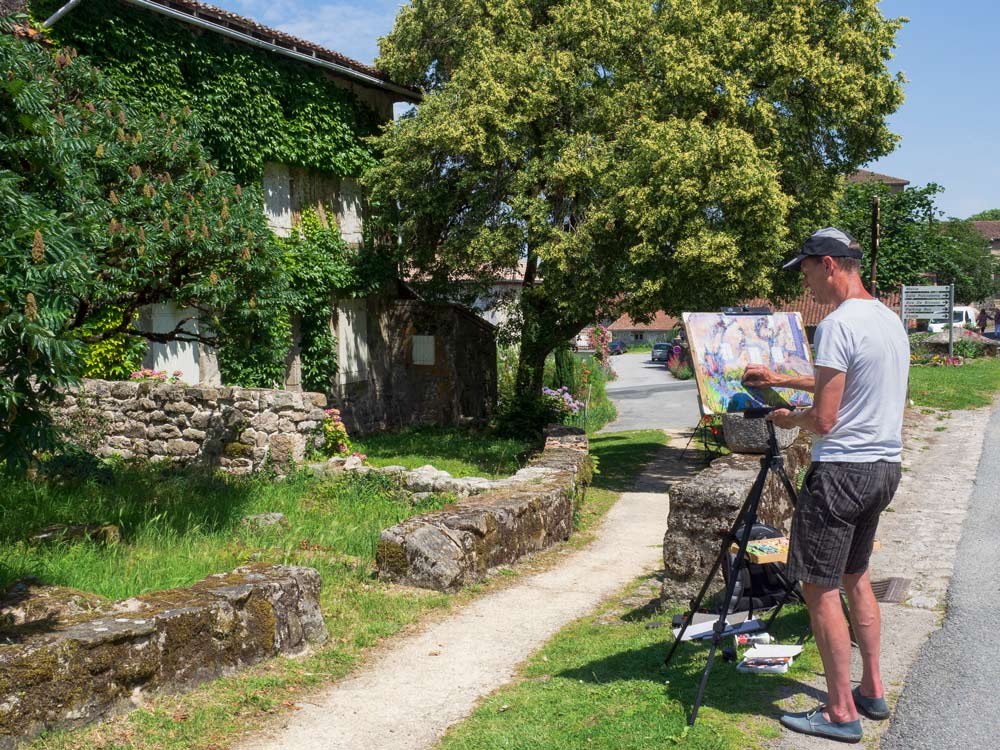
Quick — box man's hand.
[742,364,781,387]
[766,408,796,429]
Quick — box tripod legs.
[664,420,802,726]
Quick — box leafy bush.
[667,347,693,380]
[953,339,987,359]
[0,19,278,470]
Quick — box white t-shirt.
[811,298,910,463]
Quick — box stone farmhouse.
[21,0,497,433]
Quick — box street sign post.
[901,284,955,356]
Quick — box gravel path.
[238,442,693,750]
[880,403,1000,750]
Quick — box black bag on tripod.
[721,522,800,612]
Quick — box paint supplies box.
[736,644,803,675]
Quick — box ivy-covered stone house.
[20,0,497,432]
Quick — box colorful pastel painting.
[682,312,814,415]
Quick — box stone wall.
[333,290,498,435]
[54,380,329,474]
[0,565,326,749]
[659,437,812,606]
[375,427,591,591]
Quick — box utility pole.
[869,195,880,296]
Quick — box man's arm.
[767,365,845,434]
[742,364,816,393]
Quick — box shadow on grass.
[353,425,536,477]
[0,460,261,547]
[590,431,703,493]
[557,606,824,720]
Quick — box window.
[337,299,369,384]
[412,335,435,365]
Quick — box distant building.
[971,221,1000,258]
[607,311,680,343]
[846,170,910,193]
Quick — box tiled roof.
[846,170,909,186]
[741,291,901,328]
[971,221,1000,241]
[608,311,680,331]
[116,0,420,99]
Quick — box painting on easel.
[682,312,815,415]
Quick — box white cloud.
[216,0,404,65]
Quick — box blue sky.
[218,0,998,219]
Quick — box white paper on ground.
[672,617,764,642]
[743,644,803,659]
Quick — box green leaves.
[371,0,904,400]
[836,181,997,302]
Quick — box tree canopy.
[836,181,996,303]
[0,19,280,468]
[369,0,905,397]
[969,209,1000,221]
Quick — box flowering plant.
[319,407,364,459]
[910,353,962,367]
[541,385,584,421]
[129,368,185,384]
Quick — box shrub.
[953,339,987,359]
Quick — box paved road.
[880,403,1000,750]
[601,351,701,432]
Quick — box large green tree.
[368,0,904,398]
[836,181,996,302]
[0,19,280,468]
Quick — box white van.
[926,305,978,333]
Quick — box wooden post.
[869,195,880,296]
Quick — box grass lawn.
[7,429,665,749]
[909,357,1000,410]
[588,430,670,491]
[439,587,818,750]
[353,426,535,478]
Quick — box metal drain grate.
[839,578,910,603]
[869,577,911,603]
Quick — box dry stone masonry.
[659,436,811,606]
[375,427,592,591]
[55,379,330,474]
[0,565,326,749]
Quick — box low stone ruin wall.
[375,427,592,591]
[0,565,326,749]
[659,437,811,606]
[54,379,329,474]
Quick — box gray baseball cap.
[782,227,863,271]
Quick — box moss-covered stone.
[0,565,326,748]
[376,427,591,591]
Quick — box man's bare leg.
[802,582,858,723]
[843,570,883,698]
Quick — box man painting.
[742,227,909,743]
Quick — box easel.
[663,409,803,726]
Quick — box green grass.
[0,465,451,603]
[352,426,535,478]
[589,430,670,491]
[10,426,654,750]
[909,357,1000,410]
[438,586,818,750]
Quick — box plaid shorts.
[786,460,901,588]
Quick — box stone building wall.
[54,379,329,474]
[332,293,498,435]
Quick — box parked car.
[651,342,671,362]
[927,305,978,333]
[609,339,628,355]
